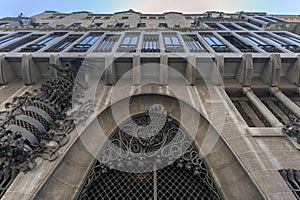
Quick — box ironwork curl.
[0,59,81,197]
[282,116,300,144]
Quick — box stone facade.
[0,10,300,200]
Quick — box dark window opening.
[122,16,129,19]
[69,32,103,52]
[182,34,207,52]
[158,23,168,28]
[45,34,82,52]
[114,23,124,28]
[137,22,147,28]
[248,19,263,28]
[94,34,120,52]
[0,32,29,46]
[221,23,240,30]
[219,33,258,53]
[239,33,282,53]
[275,33,300,44]
[142,35,160,53]
[0,34,44,52]
[253,16,273,23]
[266,16,285,22]
[20,32,66,52]
[257,33,300,53]
[205,23,224,30]
[199,33,232,53]
[236,23,258,30]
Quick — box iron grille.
[182,34,207,53]
[94,34,120,52]
[142,35,160,53]
[162,33,184,53]
[219,33,258,53]
[69,32,103,52]
[45,34,82,52]
[78,106,221,199]
[19,32,66,52]
[199,33,232,53]
[279,169,300,199]
[0,34,44,52]
[221,23,240,30]
[236,23,258,30]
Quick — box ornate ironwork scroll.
[78,106,221,199]
[282,116,300,144]
[0,60,80,197]
[279,169,300,199]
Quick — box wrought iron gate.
[78,105,221,199]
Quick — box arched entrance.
[77,105,221,199]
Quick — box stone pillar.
[261,54,281,87]
[160,54,168,85]
[133,54,141,85]
[269,87,300,119]
[105,54,116,85]
[0,54,16,85]
[243,87,282,127]
[211,54,224,86]
[185,55,196,85]
[22,54,41,85]
[49,54,62,78]
[236,54,253,86]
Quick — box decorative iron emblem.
[282,116,300,144]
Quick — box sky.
[0,0,299,17]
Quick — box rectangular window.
[114,23,124,28]
[137,22,146,28]
[162,33,184,53]
[236,23,258,30]
[199,33,232,53]
[275,33,300,44]
[253,16,273,23]
[94,34,120,52]
[69,32,103,52]
[118,33,140,52]
[205,23,224,30]
[265,16,285,22]
[182,34,207,52]
[248,19,263,28]
[158,23,168,28]
[219,33,258,53]
[257,33,300,53]
[221,23,240,30]
[0,34,44,52]
[142,35,160,53]
[45,34,83,52]
[68,23,82,28]
[0,32,29,46]
[20,32,66,52]
[239,33,282,53]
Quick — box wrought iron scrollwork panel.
[0,60,80,197]
[78,106,221,199]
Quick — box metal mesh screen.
[77,107,221,199]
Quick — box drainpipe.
[269,87,300,119]
[243,87,283,127]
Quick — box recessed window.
[158,16,165,19]
[94,34,120,52]
[69,32,103,52]
[149,16,157,19]
[137,22,146,28]
[182,34,207,52]
[199,33,232,53]
[114,23,124,28]
[20,32,66,52]
[140,16,147,19]
[158,23,168,28]
[118,33,140,52]
[45,34,83,52]
[142,35,160,53]
[0,34,44,52]
[122,16,129,19]
[162,33,184,52]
